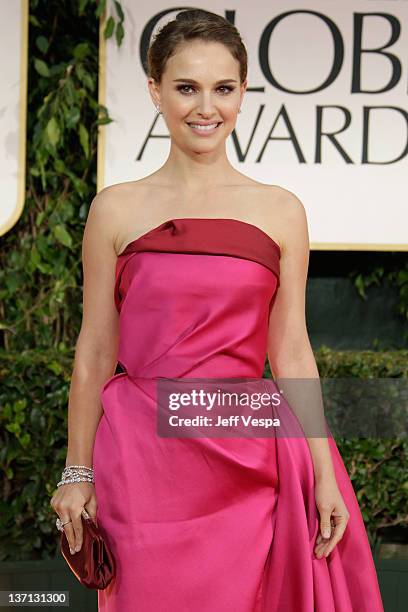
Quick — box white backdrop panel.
[99,0,408,250]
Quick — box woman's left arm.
[266,191,350,558]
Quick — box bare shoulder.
[92,179,148,210]
[257,184,308,253]
[240,175,306,218]
[89,182,130,223]
[88,179,153,253]
[85,183,129,251]
[268,185,306,220]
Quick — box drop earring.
[238,108,242,114]
[155,105,161,114]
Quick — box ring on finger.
[56,517,72,531]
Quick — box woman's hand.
[50,482,98,554]
[314,475,350,559]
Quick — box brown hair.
[147,9,248,84]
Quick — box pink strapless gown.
[93,218,383,611]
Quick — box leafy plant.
[0,0,124,351]
[350,259,408,343]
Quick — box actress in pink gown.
[92,217,384,611]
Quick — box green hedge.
[0,347,407,561]
[0,1,122,353]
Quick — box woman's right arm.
[50,187,121,555]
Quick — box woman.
[50,9,384,611]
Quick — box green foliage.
[0,0,124,352]
[338,438,407,547]
[350,259,408,343]
[298,348,408,548]
[0,349,74,561]
[0,0,126,562]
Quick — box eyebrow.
[172,78,238,85]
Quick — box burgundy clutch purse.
[60,509,116,590]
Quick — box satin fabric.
[93,218,383,611]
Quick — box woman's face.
[148,40,247,152]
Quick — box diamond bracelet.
[57,464,95,488]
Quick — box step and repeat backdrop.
[98,0,408,251]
